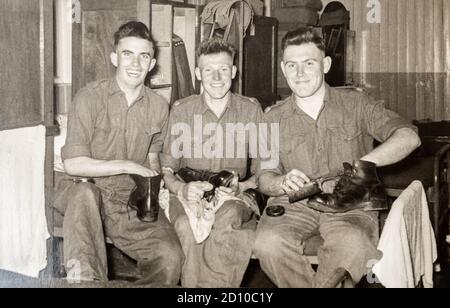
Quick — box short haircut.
[113,21,155,54]
[196,38,236,61]
[281,27,325,54]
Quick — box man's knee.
[337,228,373,250]
[157,240,184,272]
[67,183,102,210]
[55,182,102,217]
[173,213,190,234]
[253,228,285,259]
[215,201,249,226]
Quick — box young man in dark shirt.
[55,21,183,285]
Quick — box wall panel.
[318,0,450,121]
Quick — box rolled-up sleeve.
[61,88,94,161]
[361,93,417,142]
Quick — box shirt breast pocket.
[146,126,161,144]
[133,126,161,163]
[280,134,309,172]
[327,125,364,161]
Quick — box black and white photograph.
[1,0,450,292]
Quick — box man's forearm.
[361,127,421,167]
[239,175,257,192]
[64,156,153,177]
[258,172,285,197]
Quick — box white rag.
[372,181,437,288]
[0,125,50,277]
[160,189,253,244]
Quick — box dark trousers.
[169,195,256,287]
[253,196,382,287]
[54,182,184,285]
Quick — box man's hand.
[215,186,237,199]
[280,169,311,193]
[180,181,214,202]
[215,172,240,199]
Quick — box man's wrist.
[118,160,133,174]
[175,181,186,196]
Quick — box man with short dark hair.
[161,38,263,287]
[253,27,421,287]
[55,21,183,285]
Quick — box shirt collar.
[108,78,145,102]
[285,83,332,118]
[108,78,122,96]
[198,92,236,117]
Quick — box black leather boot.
[176,167,236,201]
[176,167,236,202]
[242,188,266,216]
[203,170,236,201]
[128,174,162,222]
[307,160,388,213]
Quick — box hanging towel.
[0,125,50,278]
[372,181,437,288]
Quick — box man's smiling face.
[281,43,331,99]
[111,36,155,89]
[195,52,237,102]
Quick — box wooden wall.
[321,0,450,121]
[0,0,45,130]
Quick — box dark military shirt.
[161,93,264,180]
[258,84,415,180]
[61,78,168,201]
